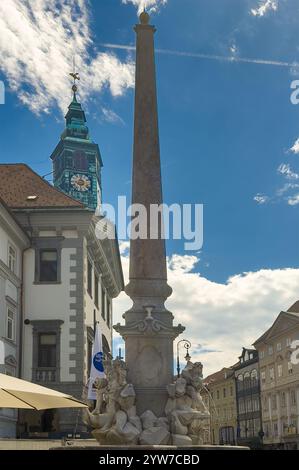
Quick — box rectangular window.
[8,245,17,273]
[6,307,15,341]
[277,342,281,352]
[290,390,296,406]
[87,338,93,376]
[261,370,266,383]
[281,392,286,408]
[87,259,92,297]
[94,273,99,308]
[38,333,56,367]
[216,390,220,400]
[223,388,226,398]
[239,399,245,413]
[106,297,111,328]
[272,394,277,410]
[288,361,293,375]
[101,287,106,320]
[286,337,292,347]
[259,350,265,359]
[39,249,58,282]
[269,367,275,381]
[277,364,283,378]
[268,345,273,355]
[230,386,233,396]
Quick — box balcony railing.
[34,368,57,383]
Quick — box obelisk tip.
[139,10,150,25]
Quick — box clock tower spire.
[50,73,103,211]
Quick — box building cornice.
[86,219,124,298]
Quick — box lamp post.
[176,339,191,377]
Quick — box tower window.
[39,250,58,282]
[38,333,57,368]
[73,151,88,170]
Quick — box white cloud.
[114,250,299,376]
[101,107,125,126]
[288,193,299,206]
[168,254,199,273]
[122,0,167,14]
[290,138,299,154]
[0,0,134,115]
[258,164,299,205]
[251,0,278,17]
[276,182,299,196]
[277,163,299,180]
[254,193,269,204]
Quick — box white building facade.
[0,164,123,436]
[0,199,29,437]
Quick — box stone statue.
[84,358,209,446]
[84,359,141,445]
[165,361,210,446]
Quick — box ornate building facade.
[203,367,238,445]
[253,302,299,450]
[234,347,263,448]
[0,198,29,437]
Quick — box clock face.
[70,174,91,192]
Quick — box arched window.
[251,369,258,385]
[244,372,250,389]
[237,374,243,391]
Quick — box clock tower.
[51,80,102,212]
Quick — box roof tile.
[0,164,84,209]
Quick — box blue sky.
[1,0,299,371]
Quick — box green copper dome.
[61,92,90,141]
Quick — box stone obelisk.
[114,12,184,417]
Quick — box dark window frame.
[39,249,58,283]
[94,272,99,308]
[106,296,111,328]
[31,320,64,383]
[101,287,106,320]
[38,332,57,368]
[34,237,63,284]
[87,258,93,297]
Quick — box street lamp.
[177,339,191,377]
